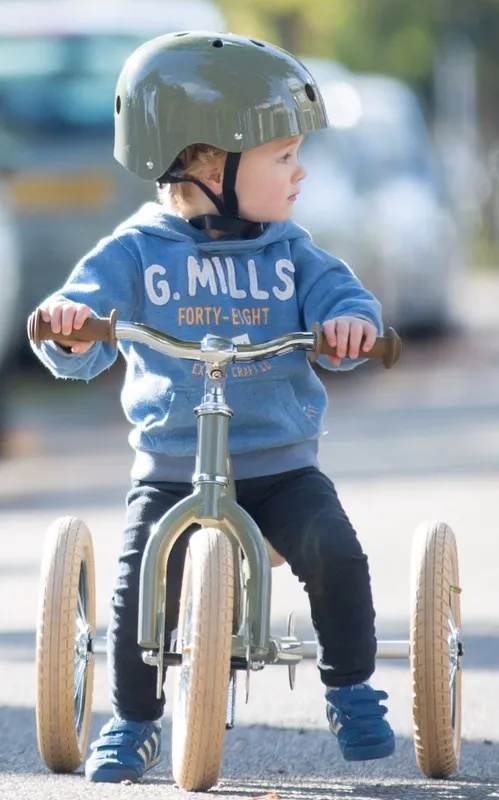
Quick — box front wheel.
[410,520,462,778]
[36,517,96,772]
[172,527,234,792]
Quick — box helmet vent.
[305,83,316,101]
[116,95,121,114]
[212,39,224,48]
[173,32,189,37]
[250,40,265,47]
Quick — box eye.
[280,152,293,163]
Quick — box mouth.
[288,192,299,202]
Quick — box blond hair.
[158,143,227,211]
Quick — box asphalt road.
[0,272,499,799]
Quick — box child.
[32,32,395,783]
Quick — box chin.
[241,206,291,223]
[265,210,293,223]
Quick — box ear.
[199,158,224,196]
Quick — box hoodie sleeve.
[31,234,142,381]
[291,234,383,372]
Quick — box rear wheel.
[410,520,462,778]
[36,517,96,772]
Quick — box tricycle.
[27,309,462,790]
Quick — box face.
[235,135,307,222]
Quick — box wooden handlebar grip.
[311,323,401,369]
[27,308,117,348]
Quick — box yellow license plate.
[9,171,115,212]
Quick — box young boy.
[32,32,395,783]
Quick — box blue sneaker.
[325,683,395,762]
[85,718,162,783]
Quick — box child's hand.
[322,316,378,366]
[38,300,93,354]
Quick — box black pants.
[107,466,377,721]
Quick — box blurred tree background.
[217,0,499,265]
[217,0,497,123]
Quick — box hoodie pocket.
[152,377,321,456]
[140,385,198,456]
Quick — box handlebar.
[27,307,402,369]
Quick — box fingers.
[37,301,93,353]
[71,303,92,332]
[60,303,89,336]
[39,301,90,333]
[339,319,364,359]
[361,323,377,353]
[322,319,341,365]
[323,317,377,363]
[68,305,93,352]
[39,306,50,323]
[38,301,69,334]
[70,341,93,354]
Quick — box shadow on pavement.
[0,705,497,798]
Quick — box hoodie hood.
[113,201,309,255]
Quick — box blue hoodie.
[33,202,382,482]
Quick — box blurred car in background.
[296,57,367,279]
[295,69,461,335]
[300,55,351,88]
[0,0,227,357]
[1,4,460,357]
[0,137,22,453]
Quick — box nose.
[295,160,307,182]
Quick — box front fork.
[137,355,272,699]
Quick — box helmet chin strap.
[157,152,264,239]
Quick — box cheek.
[238,167,284,211]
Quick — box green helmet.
[114,31,329,181]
